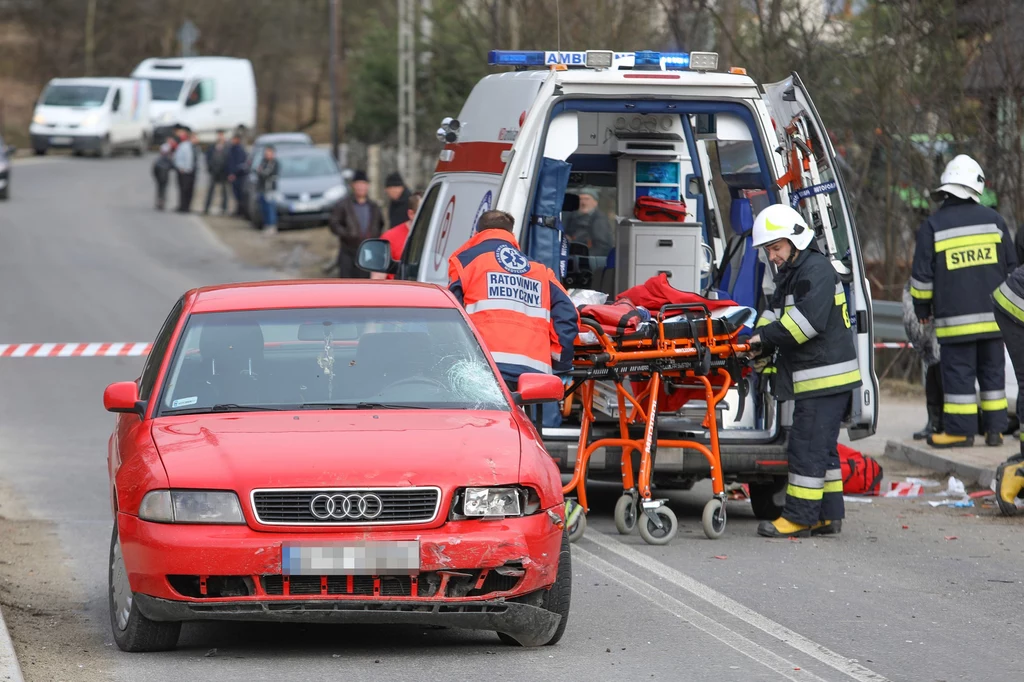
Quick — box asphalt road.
[0,154,1022,682]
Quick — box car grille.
[251,487,440,525]
[283,192,324,200]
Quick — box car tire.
[0,182,8,201]
[99,136,112,159]
[133,134,145,157]
[749,476,787,521]
[108,523,181,652]
[33,147,46,156]
[499,529,571,647]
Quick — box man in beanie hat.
[329,169,384,278]
[562,187,614,258]
[384,171,411,229]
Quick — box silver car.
[251,147,348,230]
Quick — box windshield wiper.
[299,401,429,410]
[169,403,285,415]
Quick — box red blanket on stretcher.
[617,273,737,312]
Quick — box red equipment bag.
[634,196,688,222]
[838,444,883,495]
[577,301,646,339]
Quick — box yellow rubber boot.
[927,432,974,449]
[810,519,842,536]
[757,517,811,538]
[995,461,1024,516]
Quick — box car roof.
[187,280,458,313]
[275,146,331,157]
[254,133,312,144]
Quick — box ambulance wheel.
[613,494,637,535]
[566,507,586,544]
[749,476,787,521]
[702,498,727,539]
[638,505,677,546]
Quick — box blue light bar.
[487,50,546,67]
[634,50,661,66]
[661,52,691,70]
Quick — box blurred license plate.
[50,136,72,145]
[281,541,420,576]
[291,201,316,212]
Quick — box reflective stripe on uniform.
[981,390,1008,412]
[910,277,934,300]
[781,307,818,344]
[490,352,552,374]
[787,484,824,501]
[934,312,999,338]
[944,393,977,415]
[789,473,824,489]
[824,468,843,493]
[933,223,1002,252]
[792,358,861,394]
[755,310,777,328]
[465,299,551,320]
[784,295,795,306]
[994,283,1024,324]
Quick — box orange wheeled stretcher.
[561,302,752,545]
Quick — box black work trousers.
[205,176,229,213]
[782,391,850,526]
[940,339,1007,436]
[995,309,1024,455]
[177,171,195,212]
[925,362,943,408]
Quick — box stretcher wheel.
[613,494,638,535]
[566,502,587,544]
[637,505,677,546]
[702,498,727,539]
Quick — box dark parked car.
[250,146,349,229]
[240,132,313,218]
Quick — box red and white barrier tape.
[874,342,911,349]
[0,343,152,358]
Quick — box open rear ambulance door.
[761,72,878,439]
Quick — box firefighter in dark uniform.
[993,263,1024,514]
[748,204,862,538]
[910,155,1017,448]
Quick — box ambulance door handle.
[658,270,672,278]
[657,239,674,247]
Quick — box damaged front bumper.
[135,594,561,646]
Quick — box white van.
[131,57,257,144]
[30,77,152,157]
[361,49,880,519]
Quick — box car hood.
[150,411,522,492]
[276,174,344,195]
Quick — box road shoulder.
[885,436,1018,488]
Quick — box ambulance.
[360,49,879,520]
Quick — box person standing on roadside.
[203,129,230,215]
[329,169,384,278]
[384,171,411,230]
[173,125,195,213]
[254,145,280,234]
[226,131,248,217]
[370,191,422,281]
[992,263,1024,515]
[152,137,176,211]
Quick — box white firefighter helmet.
[752,204,813,251]
[933,154,985,202]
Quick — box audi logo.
[309,493,384,520]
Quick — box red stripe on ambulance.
[434,141,513,175]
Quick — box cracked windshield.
[159,307,506,412]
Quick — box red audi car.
[103,280,570,652]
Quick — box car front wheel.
[498,528,572,647]
[108,523,181,652]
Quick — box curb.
[884,439,997,489]
[0,606,24,682]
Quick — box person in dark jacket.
[910,155,1017,448]
[562,187,614,258]
[254,145,280,234]
[329,170,384,277]
[204,130,230,215]
[152,137,176,210]
[748,204,862,538]
[226,132,248,216]
[384,171,411,230]
[992,263,1024,514]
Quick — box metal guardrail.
[872,300,907,342]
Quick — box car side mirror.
[513,374,565,405]
[103,381,144,416]
[357,238,395,274]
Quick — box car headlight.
[32,114,46,125]
[323,185,347,202]
[138,490,245,524]
[159,111,174,123]
[82,112,101,127]
[453,486,541,519]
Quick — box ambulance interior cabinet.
[615,220,703,294]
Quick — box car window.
[111,89,121,112]
[402,183,443,279]
[139,297,185,401]
[278,152,339,178]
[158,306,506,414]
[144,78,183,102]
[42,85,109,107]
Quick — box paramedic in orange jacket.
[448,210,579,387]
